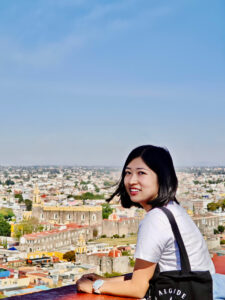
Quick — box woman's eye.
[124,171,131,175]
[138,171,145,175]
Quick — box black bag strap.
[159,207,191,272]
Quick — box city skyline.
[0,0,225,167]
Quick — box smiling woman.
[110,145,179,210]
[76,145,224,300]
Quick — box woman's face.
[124,157,159,211]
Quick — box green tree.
[82,192,94,199]
[24,199,32,211]
[104,181,115,187]
[122,250,130,256]
[218,225,225,233]
[15,194,24,203]
[0,217,11,236]
[14,217,44,239]
[0,208,15,220]
[5,179,15,185]
[206,189,214,194]
[207,202,219,212]
[193,180,200,185]
[102,203,113,219]
[94,184,100,193]
[73,192,104,200]
[112,234,120,238]
[129,257,135,267]
[63,251,76,262]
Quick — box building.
[102,217,140,237]
[19,224,96,253]
[192,214,220,235]
[31,185,102,227]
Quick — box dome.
[108,247,122,258]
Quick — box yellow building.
[31,184,102,227]
[27,251,64,260]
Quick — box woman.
[77,145,225,299]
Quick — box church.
[31,185,103,228]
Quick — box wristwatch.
[92,279,105,294]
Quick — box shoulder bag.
[145,207,213,300]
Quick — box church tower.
[32,184,43,221]
[33,184,42,204]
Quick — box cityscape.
[1,0,224,298]
[0,165,225,297]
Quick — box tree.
[94,184,100,193]
[5,179,15,186]
[129,257,135,267]
[122,251,130,256]
[15,194,24,203]
[63,251,76,262]
[103,181,115,187]
[206,189,214,194]
[207,202,219,212]
[14,217,44,239]
[0,217,11,236]
[193,180,200,185]
[218,225,225,234]
[24,199,32,211]
[102,203,113,219]
[0,208,15,220]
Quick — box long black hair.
[107,145,179,208]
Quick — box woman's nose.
[129,174,138,184]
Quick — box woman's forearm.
[100,278,148,299]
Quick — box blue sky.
[0,0,224,166]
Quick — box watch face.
[93,279,104,291]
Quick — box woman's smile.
[130,188,140,196]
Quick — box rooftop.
[22,223,85,240]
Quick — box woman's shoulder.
[166,201,191,219]
[142,206,170,227]
[143,201,189,227]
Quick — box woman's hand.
[77,278,93,294]
[80,273,103,281]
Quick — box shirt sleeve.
[134,209,171,263]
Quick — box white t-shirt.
[134,201,215,274]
